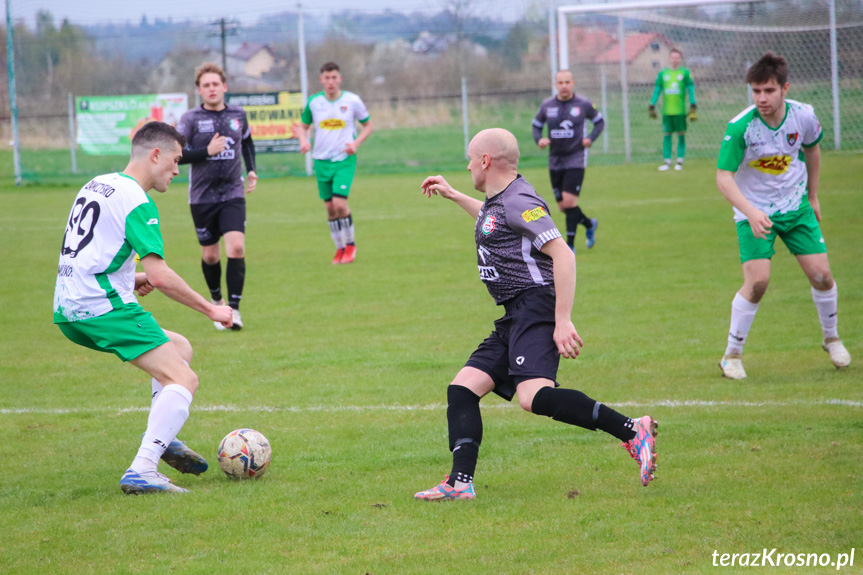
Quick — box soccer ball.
[217,428,272,479]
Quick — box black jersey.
[177,105,254,205]
[532,95,604,170]
[475,176,561,305]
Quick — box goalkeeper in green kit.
[649,48,697,171]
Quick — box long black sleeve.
[587,116,605,143]
[179,147,208,165]
[242,132,256,173]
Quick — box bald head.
[470,128,520,168]
[466,128,520,195]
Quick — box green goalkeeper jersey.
[651,67,696,116]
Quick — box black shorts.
[464,287,561,402]
[549,168,585,202]
[190,198,246,246]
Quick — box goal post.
[555,0,862,164]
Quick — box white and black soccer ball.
[217,428,272,479]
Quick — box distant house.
[226,42,279,79]
[594,33,674,84]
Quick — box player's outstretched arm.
[140,254,232,327]
[716,169,772,239]
[420,175,483,219]
[540,237,583,359]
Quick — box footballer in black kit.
[415,128,657,502]
[177,62,257,330]
[533,70,605,250]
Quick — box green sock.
[662,135,672,161]
[678,134,686,161]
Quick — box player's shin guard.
[226,257,245,310]
[812,283,839,339]
[726,293,759,356]
[531,387,637,442]
[201,260,222,302]
[447,385,482,486]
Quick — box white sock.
[811,283,839,340]
[329,219,345,249]
[339,215,355,245]
[131,384,193,474]
[725,293,759,356]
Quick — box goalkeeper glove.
[688,105,697,122]
[648,105,657,119]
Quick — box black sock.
[447,385,482,486]
[531,387,636,442]
[226,257,245,310]
[201,260,222,302]
[564,208,580,246]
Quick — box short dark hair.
[670,48,682,57]
[746,52,788,86]
[320,62,340,74]
[131,122,185,157]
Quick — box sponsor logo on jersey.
[57,264,74,277]
[229,118,241,131]
[147,218,159,225]
[749,155,792,175]
[197,119,215,133]
[521,207,548,223]
[481,214,496,235]
[320,119,347,130]
[786,132,798,146]
[570,107,581,117]
[550,120,575,139]
[478,266,500,281]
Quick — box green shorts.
[736,201,827,263]
[314,155,357,201]
[56,303,170,362]
[662,114,687,134]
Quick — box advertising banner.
[76,93,188,155]
[226,91,304,153]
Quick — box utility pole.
[210,18,239,74]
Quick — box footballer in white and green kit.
[53,122,233,495]
[716,52,850,380]
[297,62,373,264]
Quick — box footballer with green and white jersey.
[296,62,373,265]
[649,48,697,171]
[54,122,233,495]
[715,52,850,380]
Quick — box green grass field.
[1,151,861,574]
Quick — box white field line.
[1,398,860,416]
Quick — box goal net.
[556,0,863,164]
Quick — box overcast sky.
[12,0,534,26]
